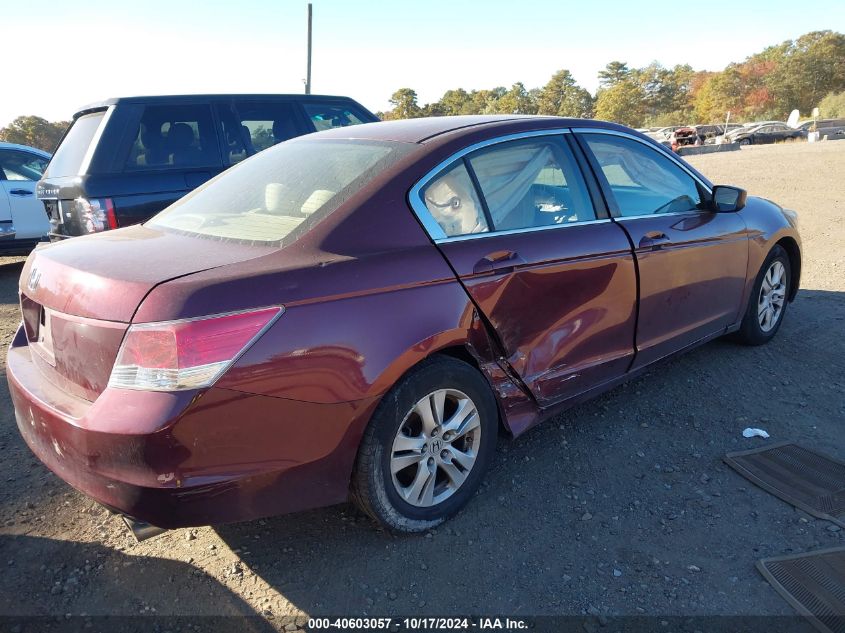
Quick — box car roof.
[73,93,367,115]
[307,115,636,144]
[0,142,51,157]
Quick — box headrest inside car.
[301,190,335,216]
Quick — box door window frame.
[408,129,612,243]
[572,128,714,220]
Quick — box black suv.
[37,94,379,239]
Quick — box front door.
[577,132,748,368]
[417,133,637,405]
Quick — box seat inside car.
[167,123,202,166]
[273,118,299,144]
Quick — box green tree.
[536,69,594,117]
[386,88,423,119]
[598,61,631,87]
[0,116,69,152]
[433,89,473,115]
[765,31,845,116]
[495,82,537,114]
[818,90,845,117]
[595,80,646,126]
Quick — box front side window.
[303,103,371,131]
[125,104,219,170]
[581,134,705,217]
[0,150,49,181]
[420,136,595,238]
[149,139,412,245]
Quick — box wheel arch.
[775,236,801,301]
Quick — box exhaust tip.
[122,515,167,542]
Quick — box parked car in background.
[727,123,806,145]
[10,116,801,533]
[670,126,699,151]
[0,143,51,253]
[645,126,679,141]
[797,118,845,139]
[37,94,379,240]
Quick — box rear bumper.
[7,329,379,528]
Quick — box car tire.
[739,138,751,146]
[350,355,498,533]
[734,245,790,346]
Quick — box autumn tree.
[536,70,594,117]
[0,116,69,152]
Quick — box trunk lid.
[19,224,278,401]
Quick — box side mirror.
[711,185,747,212]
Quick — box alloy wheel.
[390,389,481,507]
[758,260,786,332]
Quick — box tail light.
[108,307,283,391]
[74,197,117,233]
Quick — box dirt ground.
[0,141,843,627]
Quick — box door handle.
[473,251,525,275]
[9,189,33,197]
[638,231,670,250]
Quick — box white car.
[0,142,51,253]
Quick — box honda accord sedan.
[8,115,801,533]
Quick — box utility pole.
[305,3,312,95]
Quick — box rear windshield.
[43,111,106,178]
[148,138,413,245]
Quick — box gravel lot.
[0,141,843,627]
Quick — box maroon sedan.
[8,116,801,533]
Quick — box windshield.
[42,110,106,178]
[149,138,413,245]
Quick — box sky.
[3,0,844,127]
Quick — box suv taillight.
[75,197,117,233]
[108,307,283,391]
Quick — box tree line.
[0,116,69,153]
[379,30,845,126]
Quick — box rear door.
[0,149,50,239]
[412,132,637,406]
[577,130,748,369]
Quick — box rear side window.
[43,111,105,178]
[303,103,371,131]
[468,138,595,231]
[149,139,413,245]
[421,136,595,238]
[422,163,489,237]
[125,104,219,170]
[220,101,301,165]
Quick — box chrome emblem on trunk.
[27,268,41,292]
